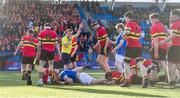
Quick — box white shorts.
[115,54,125,72]
[79,72,95,85]
[115,54,125,64]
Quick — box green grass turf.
[0,70,180,98]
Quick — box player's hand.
[159,40,165,45]
[59,53,62,59]
[111,49,116,55]
[154,53,159,59]
[71,52,75,57]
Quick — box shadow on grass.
[44,85,166,97]
[0,71,39,87]
[0,78,27,87]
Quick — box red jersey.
[43,68,49,84]
[111,71,125,83]
[96,26,108,47]
[170,20,180,46]
[21,35,38,57]
[125,21,141,47]
[150,22,169,49]
[71,36,77,54]
[38,29,58,52]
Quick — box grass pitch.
[0,70,180,98]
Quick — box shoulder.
[98,27,107,34]
[171,20,180,29]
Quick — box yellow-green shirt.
[61,36,72,54]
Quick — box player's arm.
[105,80,116,85]
[71,43,78,57]
[36,41,42,59]
[160,32,176,44]
[111,40,124,54]
[104,37,109,49]
[63,75,74,84]
[153,37,159,59]
[72,67,83,72]
[93,40,100,49]
[73,23,84,38]
[109,40,116,45]
[14,41,23,56]
[55,40,61,57]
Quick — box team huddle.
[14,9,180,88]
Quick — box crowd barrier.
[0,52,115,71]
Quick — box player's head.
[52,69,61,84]
[149,13,160,24]
[124,11,134,22]
[105,72,112,81]
[64,29,73,38]
[27,29,34,36]
[115,23,125,33]
[170,9,180,22]
[91,20,100,30]
[44,23,51,30]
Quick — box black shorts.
[62,53,71,65]
[22,56,34,64]
[124,47,142,63]
[152,48,167,61]
[99,47,109,56]
[71,53,76,62]
[39,49,55,61]
[167,46,180,63]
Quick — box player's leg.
[115,54,124,73]
[137,60,150,88]
[21,57,29,80]
[79,72,105,85]
[97,47,110,72]
[21,64,27,80]
[97,54,109,72]
[166,62,177,85]
[26,63,32,85]
[72,62,77,68]
[37,50,48,86]
[71,54,77,68]
[37,60,47,86]
[149,63,158,86]
[103,56,111,72]
[120,61,131,87]
[176,64,180,82]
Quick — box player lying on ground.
[50,67,106,85]
[104,70,167,86]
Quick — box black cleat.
[27,75,32,85]
[142,78,150,88]
[22,71,27,80]
[149,81,155,87]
